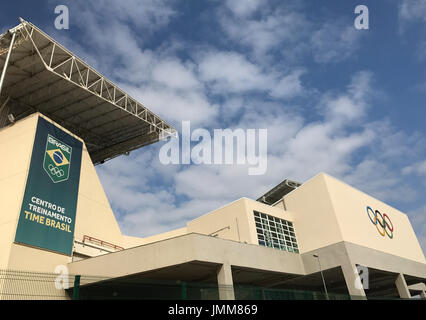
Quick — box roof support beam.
[0,31,17,97]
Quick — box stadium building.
[0,20,425,300]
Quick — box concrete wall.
[187,198,250,243]
[0,115,38,270]
[324,174,425,264]
[73,142,123,248]
[284,173,344,254]
[68,233,306,279]
[127,197,294,249]
[0,113,125,273]
[284,173,425,264]
[123,227,187,248]
[184,198,292,246]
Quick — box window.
[253,211,299,253]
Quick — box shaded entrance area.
[233,266,348,294]
[361,268,425,299]
[68,262,351,300]
[232,266,350,299]
[73,261,221,300]
[69,263,425,300]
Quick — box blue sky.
[1,0,425,252]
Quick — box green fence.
[0,269,391,300]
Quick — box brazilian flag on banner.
[14,116,82,256]
[43,134,72,183]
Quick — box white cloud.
[269,70,305,99]
[151,59,200,90]
[343,159,419,204]
[403,160,426,177]
[198,51,265,92]
[73,0,176,30]
[399,0,426,22]
[311,22,362,63]
[219,3,362,65]
[321,70,372,126]
[219,5,310,60]
[224,0,262,17]
[124,84,219,126]
[59,1,221,126]
[118,197,226,236]
[197,50,305,99]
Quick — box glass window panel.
[253,210,298,253]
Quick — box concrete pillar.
[395,273,411,299]
[217,263,235,300]
[341,263,367,300]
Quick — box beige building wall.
[0,114,38,270]
[73,143,123,248]
[185,198,293,246]
[123,227,187,248]
[126,197,294,249]
[284,173,425,264]
[284,173,344,254]
[0,113,127,273]
[323,173,425,264]
[187,198,251,243]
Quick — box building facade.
[1,113,425,300]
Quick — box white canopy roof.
[0,18,176,164]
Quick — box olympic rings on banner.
[48,164,64,178]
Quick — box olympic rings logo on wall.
[366,206,394,239]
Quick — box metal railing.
[0,269,404,300]
[82,235,124,251]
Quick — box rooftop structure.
[0,19,176,164]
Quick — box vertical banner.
[14,116,82,255]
